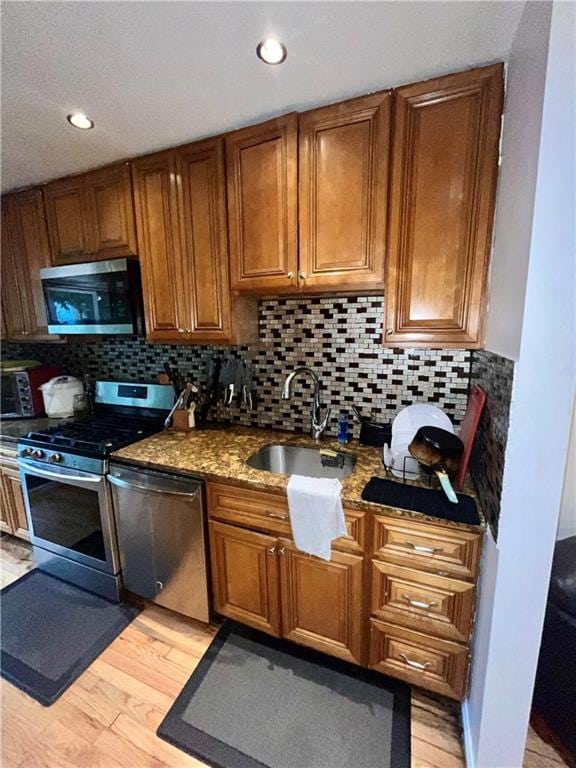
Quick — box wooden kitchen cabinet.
[132,141,257,343]
[209,520,281,636]
[279,538,365,664]
[226,114,298,293]
[384,64,504,348]
[44,162,137,264]
[207,480,483,699]
[298,92,390,291]
[131,150,183,341]
[0,442,30,540]
[1,189,54,340]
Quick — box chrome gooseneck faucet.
[281,367,331,442]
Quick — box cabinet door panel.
[44,177,89,262]
[178,139,231,339]
[279,540,364,664]
[226,115,298,292]
[1,468,29,540]
[85,164,137,258]
[132,152,184,340]
[1,203,27,338]
[299,93,390,290]
[385,64,503,347]
[11,190,52,335]
[209,521,281,636]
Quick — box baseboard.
[461,700,476,768]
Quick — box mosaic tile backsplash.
[5,295,472,440]
[468,349,515,539]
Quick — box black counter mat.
[361,477,480,526]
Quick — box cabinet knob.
[277,546,286,556]
[177,328,185,334]
[386,329,394,336]
[287,272,293,280]
[267,546,276,555]
[299,272,306,280]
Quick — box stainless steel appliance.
[108,464,210,623]
[40,258,143,335]
[17,381,174,600]
[1,365,62,418]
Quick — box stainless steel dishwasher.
[108,462,210,623]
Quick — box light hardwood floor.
[0,535,566,768]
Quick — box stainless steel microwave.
[40,258,144,335]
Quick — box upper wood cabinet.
[131,150,183,341]
[132,141,256,344]
[298,92,390,291]
[44,162,137,264]
[384,64,504,348]
[226,114,298,292]
[1,189,53,340]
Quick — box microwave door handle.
[18,461,103,486]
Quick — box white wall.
[484,1,552,361]
[463,2,576,765]
[557,400,576,540]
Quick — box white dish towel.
[286,475,347,561]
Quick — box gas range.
[19,416,162,473]
[18,381,174,473]
[17,380,175,601]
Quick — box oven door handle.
[18,460,104,485]
[108,473,200,499]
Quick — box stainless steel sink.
[246,444,356,480]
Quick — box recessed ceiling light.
[256,39,287,65]
[67,112,94,130]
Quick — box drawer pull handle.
[402,594,438,610]
[407,542,443,555]
[267,513,289,521]
[399,653,431,671]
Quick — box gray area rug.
[1,569,139,705]
[158,621,411,768]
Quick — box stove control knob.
[32,449,44,459]
[20,447,32,457]
[49,453,62,464]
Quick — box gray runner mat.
[158,621,411,768]
[1,569,139,706]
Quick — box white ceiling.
[1,1,525,193]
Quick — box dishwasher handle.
[108,472,201,500]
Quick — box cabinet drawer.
[369,618,469,700]
[371,560,475,642]
[373,514,482,580]
[207,482,365,553]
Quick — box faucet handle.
[318,406,331,430]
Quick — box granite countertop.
[0,416,78,442]
[113,426,485,532]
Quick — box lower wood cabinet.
[207,481,482,700]
[278,539,364,664]
[369,618,469,700]
[209,521,281,636]
[209,521,364,664]
[0,444,30,540]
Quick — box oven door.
[18,459,120,576]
